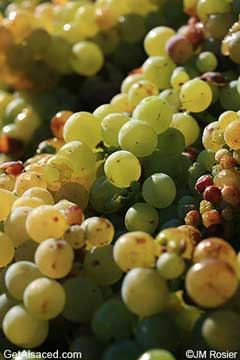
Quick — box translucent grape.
[63,112,101,149]
[62,276,103,323]
[197,0,231,21]
[43,155,73,191]
[144,26,176,57]
[35,238,74,279]
[157,128,185,155]
[71,41,104,76]
[50,110,73,140]
[81,216,114,248]
[3,304,49,348]
[121,74,144,94]
[166,35,194,65]
[224,120,240,150]
[23,277,66,320]
[5,261,42,300]
[202,121,225,152]
[4,206,32,247]
[214,168,240,193]
[218,110,239,130]
[84,245,122,286]
[143,56,176,90]
[171,112,200,146]
[73,4,99,38]
[93,104,118,123]
[113,231,156,271]
[180,79,212,113]
[128,80,158,109]
[110,93,132,113]
[142,173,176,209]
[64,225,86,249]
[104,150,141,188]
[133,96,173,134]
[118,14,146,44]
[157,252,185,280]
[54,182,89,210]
[0,293,16,328]
[14,171,47,196]
[159,88,181,112]
[170,66,190,90]
[186,259,238,308]
[138,350,176,360]
[12,196,45,209]
[196,51,217,73]
[26,205,68,243]
[0,189,16,221]
[23,187,54,205]
[125,202,159,234]
[0,232,14,268]
[118,120,157,157]
[101,112,129,147]
[121,268,169,316]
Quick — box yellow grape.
[224,120,240,150]
[12,196,45,209]
[218,111,239,130]
[0,189,16,221]
[23,187,55,205]
[144,26,176,57]
[81,216,114,248]
[14,171,47,196]
[0,232,14,268]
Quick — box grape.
[4,207,32,248]
[128,80,159,109]
[159,88,181,112]
[121,74,144,94]
[43,155,73,191]
[214,168,240,193]
[186,259,238,308]
[14,240,38,262]
[54,182,89,210]
[180,79,212,112]
[196,51,217,73]
[64,225,86,249]
[202,310,240,351]
[35,238,74,279]
[144,26,176,57]
[62,276,103,323]
[5,261,42,300]
[142,173,176,209]
[224,120,240,150]
[138,350,176,360]
[157,128,185,155]
[220,81,240,111]
[157,252,185,280]
[133,96,173,134]
[202,121,225,152]
[103,340,140,360]
[58,140,96,178]
[14,171,47,196]
[114,231,156,271]
[0,189,16,221]
[12,196,45,209]
[81,216,114,248]
[125,202,159,234]
[23,187,54,205]
[0,174,16,192]
[73,4,99,38]
[197,0,231,22]
[170,66,190,90]
[118,14,146,44]
[118,120,157,157]
[101,112,129,147]
[69,335,102,359]
[218,110,239,130]
[71,41,104,76]
[121,268,169,316]
[63,112,101,150]
[197,149,216,171]
[23,277,66,320]
[26,205,68,243]
[3,304,49,348]
[0,293,16,328]
[110,93,131,113]
[135,313,179,352]
[205,13,234,40]
[143,56,176,90]
[92,299,136,342]
[193,237,237,268]
[93,104,118,123]
[166,34,194,65]
[104,150,141,188]
[0,232,14,268]
[171,112,200,146]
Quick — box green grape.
[196,51,217,73]
[93,29,120,55]
[110,93,131,113]
[220,81,240,111]
[63,112,102,149]
[202,121,225,152]
[180,78,212,113]
[0,232,14,268]
[157,252,185,280]
[3,304,49,348]
[135,312,179,351]
[0,91,13,120]
[133,96,173,134]
[118,14,146,43]
[26,205,68,243]
[0,293,16,328]
[118,120,157,157]
[157,128,185,155]
[104,150,141,188]
[4,97,27,123]
[125,202,159,234]
[143,56,176,90]
[45,35,72,74]
[113,231,156,271]
[25,28,51,56]
[144,26,176,57]
[73,4,99,38]
[93,104,118,123]
[101,112,129,147]
[35,238,74,279]
[62,276,103,323]
[0,189,16,221]
[202,310,240,351]
[83,245,123,286]
[205,13,234,40]
[89,176,124,214]
[128,80,159,109]
[23,277,66,320]
[14,240,38,262]
[92,298,136,342]
[121,74,144,94]
[142,173,176,209]
[4,207,32,248]
[69,335,102,359]
[71,41,104,76]
[197,149,216,171]
[197,0,231,21]
[43,155,73,191]
[22,187,54,205]
[54,182,89,210]
[14,172,47,197]
[5,261,42,300]
[12,196,45,210]
[103,340,140,360]
[81,216,114,248]
[138,350,176,360]
[171,112,200,146]
[14,108,40,142]
[170,66,190,90]
[64,225,86,249]
[121,268,169,316]
[159,88,181,112]
[186,259,238,308]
